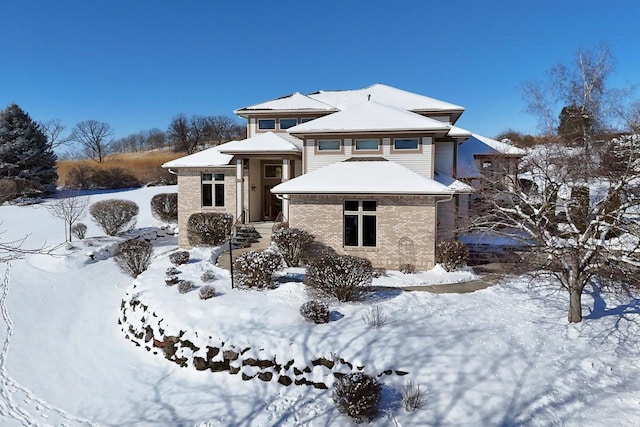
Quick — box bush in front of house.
[150,193,178,223]
[71,222,87,240]
[199,285,216,300]
[332,372,382,423]
[178,280,194,294]
[169,250,190,266]
[114,239,153,277]
[89,199,139,236]
[200,269,217,282]
[305,254,373,302]
[299,300,330,324]
[435,240,469,272]
[271,227,315,267]
[187,212,233,246]
[234,251,282,289]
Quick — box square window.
[264,165,282,178]
[344,200,359,211]
[279,118,297,129]
[258,119,276,130]
[214,173,224,181]
[318,139,341,151]
[362,201,377,211]
[394,138,419,150]
[355,139,379,151]
[202,173,213,181]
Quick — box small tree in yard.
[150,193,178,223]
[114,239,153,277]
[234,251,282,289]
[45,195,90,242]
[332,372,382,423]
[187,213,233,246]
[271,227,315,267]
[435,240,469,272]
[89,199,139,236]
[305,254,373,302]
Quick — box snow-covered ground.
[0,186,639,426]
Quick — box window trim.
[313,137,344,155]
[343,200,377,248]
[317,139,342,152]
[257,118,276,131]
[202,172,225,207]
[278,118,298,130]
[392,137,420,152]
[353,138,381,153]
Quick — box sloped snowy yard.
[0,186,639,426]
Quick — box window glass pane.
[362,215,376,247]
[202,183,212,206]
[394,138,419,150]
[362,201,377,211]
[258,119,276,130]
[344,215,358,246]
[264,165,282,178]
[279,118,297,129]
[300,117,315,123]
[344,200,359,211]
[214,184,224,206]
[214,173,225,181]
[355,139,379,150]
[318,140,341,151]
[202,173,213,181]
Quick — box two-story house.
[163,83,498,270]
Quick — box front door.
[263,185,282,220]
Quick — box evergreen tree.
[0,104,57,198]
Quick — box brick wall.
[289,194,439,269]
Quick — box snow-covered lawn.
[0,186,639,426]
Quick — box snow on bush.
[332,372,382,423]
[271,227,315,267]
[113,239,153,277]
[165,275,179,286]
[233,251,282,289]
[199,285,216,300]
[71,222,87,240]
[435,240,469,272]
[89,199,139,236]
[361,306,387,329]
[305,254,373,302]
[401,379,423,412]
[178,280,194,294]
[186,212,232,246]
[150,193,178,223]
[200,269,217,282]
[166,267,180,276]
[299,300,329,324]
[169,250,190,266]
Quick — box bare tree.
[167,114,192,153]
[39,119,72,149]
[69,120,114,162]
[45,195,90,242]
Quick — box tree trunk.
[568,286,583,323]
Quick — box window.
[482,160,492,168]
[344,200,377,247]
[394,138,419,150]
[202,173,225,207]
[354,138,379,151]
[258,119,276,130]
[279,118,298,129]
[300,117,315,123]
[264,165,282,178]
[317,139,341,151]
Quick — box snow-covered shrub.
[362,306,387,329]
[200,269,217,282]
[150,193,178,223]
[435,240,469,272]
[71,222,87,240]
[271,227,315,267]
[305,254,373,302]
[187,212,233,246]
[178,280,194,294]
[166,267,180,276]
[402,379,423,412]
[89,199,139,236]
[332,372,382,423]
[199,285,216,300]
[114,239,153,277]
[169,250,190,266]
[299,300,329,324]
[165,275,179,286]
[234,251,282,289]
[400,264,415,274]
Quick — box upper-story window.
[258,119,276,130]
[202,173,225,207]
[354,138,380,151]
[279,118,298,129]
[317,139,341,151]
[393,138,419,150]
[300,117,316,123]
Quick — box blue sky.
[1,0,639,142]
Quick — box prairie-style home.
[163,83,521,269]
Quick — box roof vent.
[367,94,371,101]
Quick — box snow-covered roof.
[435,173,475,193]
[457,134,526,179]
[234,92,337,114]
[270,159,453,195]
[217,132,302,154]
[287,101,451,134]
[447,126,472,138]
[308,83,465,112]
[162,146,233,168]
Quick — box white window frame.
[343,200,377,247]
[202,173,225,207]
